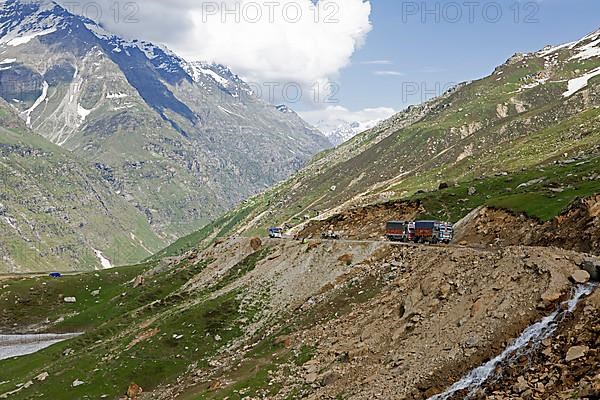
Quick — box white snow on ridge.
[539,41,576,57]
[201,68,229,86]
[5,28,57,46]
[77,104,92,121]
[92,248,113,270]
[188,63,230,87]
[106,92,128,99]
[0,58,16,64]
[571,38,600,60]
[563,67,600,97]
[21,81,48,126]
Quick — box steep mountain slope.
[0,99,164,273]
[159,28,600,250]
[2,26,600,400]
[0,0,330,241]
[0,236,596,399]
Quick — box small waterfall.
[428,283,597,400]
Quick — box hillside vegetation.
[0,100,164,273]
[158,30,600,257]
[1,237,596,399]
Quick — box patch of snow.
[21,81,48,126]
[539,41,576,57]
[0,66,11,71]
[520,78,548,91]
[188,63,229,87]
[112,104,135,111]
[0,58,16,64]
[563,67,600,97]
[92,248,113,270]
[77,104,92,121]
[2,216,17,231]
[218,105,246,120]
[571,38,600,60]
[106,92,128,99]
[5,28,57,46]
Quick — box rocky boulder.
[126,383,143,399]
[571,270,591,284]
[565,345,589,362]
[250,237,262,251]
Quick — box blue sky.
[339,0,600,111]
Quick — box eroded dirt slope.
[298,201,424,240]
[454,194,600,255]
[145,239,593,400]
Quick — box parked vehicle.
[439,222,454,244]
[414,220,442,243]
[413,220,455,244]
[321,231,341,240]
[49,272,62,278]
[268,227,284,239]
[385,221,410,242]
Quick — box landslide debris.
[454,194,600,255]
[144,239,590,400]
[298,201,424,240]
[474,288,600,400]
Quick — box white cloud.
[57,0,372,89]
[374,70,405,76]
[361,60,392,65]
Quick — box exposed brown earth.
[454,194,600,255]
[259,247,590,400]
[298,201,424,240]
[140,236,594,400]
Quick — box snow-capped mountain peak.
[0,0,241,88]
[184,61,253,98]
[317,120,375,146]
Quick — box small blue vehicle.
[268,227,284,239]
[49,272,62,278]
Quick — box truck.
[413,220,454,244]
[439,222,454,244]
[385,221,410,242]
[268,227,284,239]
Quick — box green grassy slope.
[0,100,165,272]
[412,154,600,222]
[0,247,277,400]
[152,33,600,257]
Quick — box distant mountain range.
[315,119,383,146]
[0,0,331,272]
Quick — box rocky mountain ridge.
[0,0,331,271]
